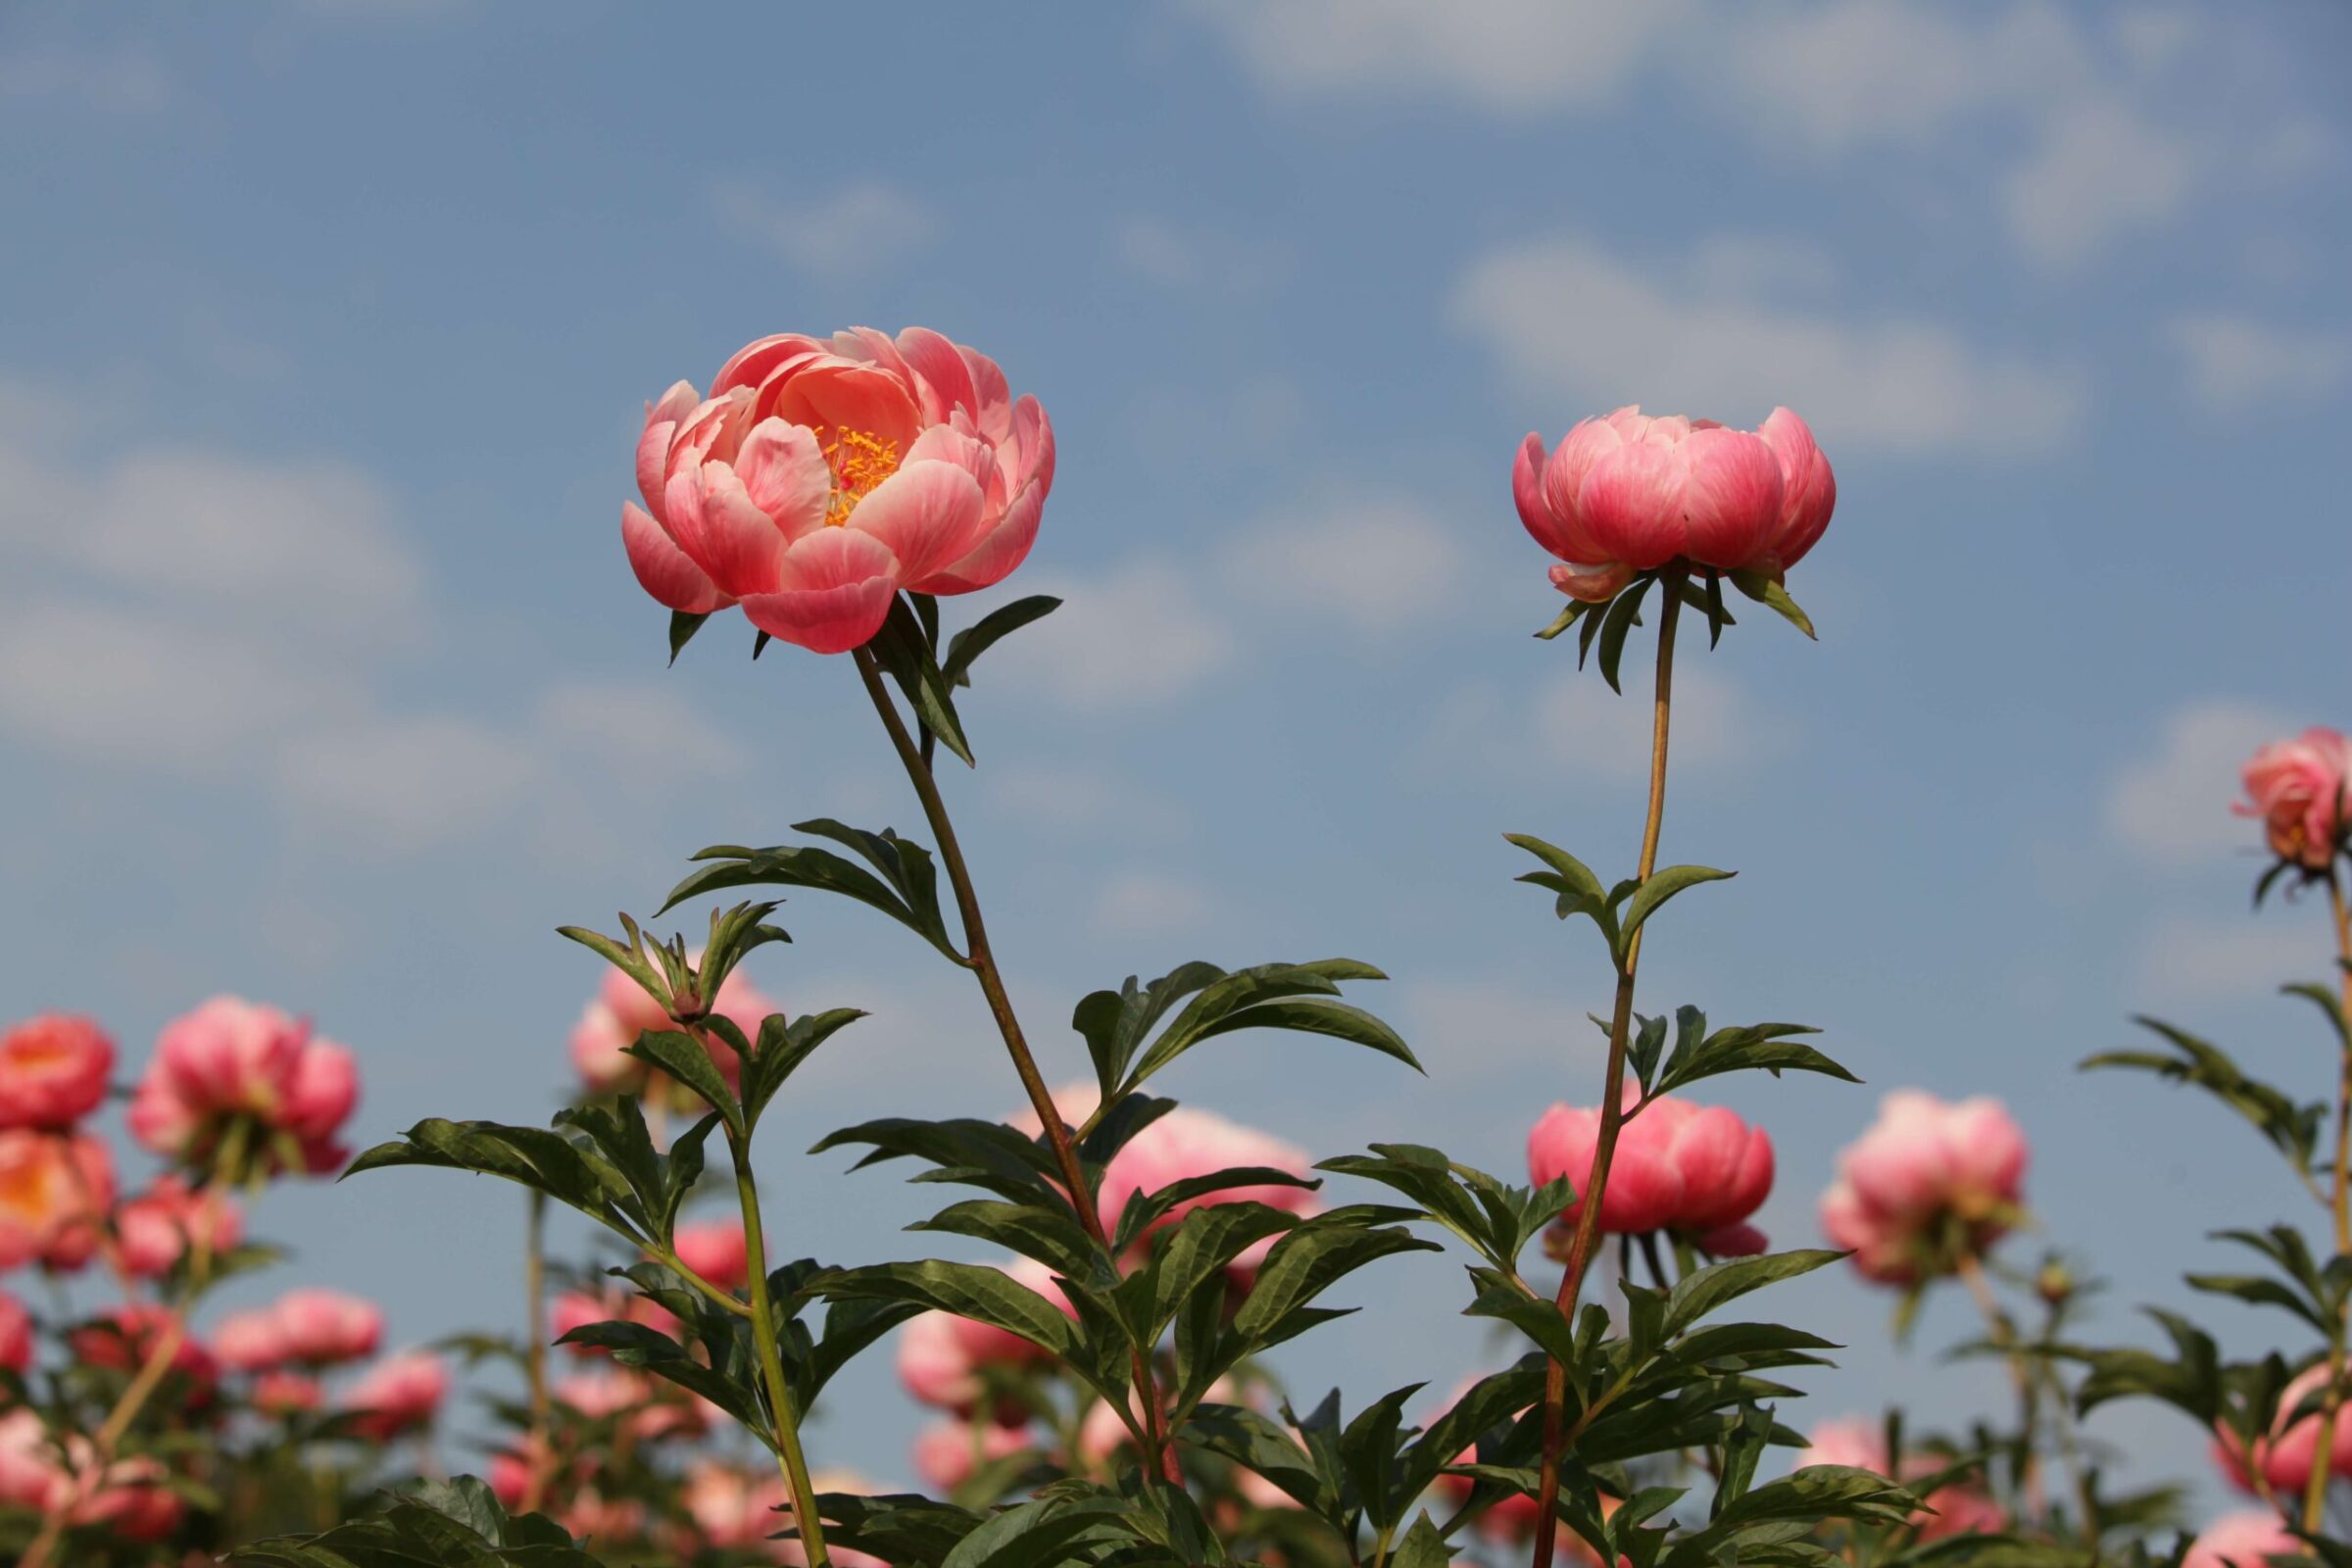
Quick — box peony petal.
[739,529,902,656]
[1512,432,1565,555]
[845,460,987,589]
[1676,427,1784,570]
[664,465,790,598]
[1577,441,1685,569]
[636,380,700,515]
[958,345,1013,442]
[710,334,828,396]
[1008,394,1054,495]
[731,419,832,544]
[895,326,979,424]
[1758,407,1835,571]
[622,503,731,613]
[769,361,922,456]
[912,476,1042,595]
[1542,418,1621,563]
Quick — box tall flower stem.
[728,1126,832,1568]
[1955,1254,2047,1525]
[21,1190,220,1568]
[2299,872,2352,1532]
[520,1190,552,1513]
[852,645,1178,1485]
[1530,578,1684,1568]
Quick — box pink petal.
[731,419,832,544]
[1548,561,1633,602]
[1758,407,1835,570]
[664,466,789,598]
[636,380,700,514]
[895,326,979,423]
[1512,433,1565,555]
[958,345,1013,442]
[622,503,731,613]
[1676,427,1784,570]
[1007,394,1054,495]
[711,334,828,396]
[769,361,922,456]
[846,461,987,589]
[913,478,1043,596]
[1578,441,1685,569]
[1542,418,1622,563]
[739,529,902,656]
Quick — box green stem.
[2308,875,2352,1534]
[852,643,1179,1486]
[1530,577,1683,1568]
[521,1191,551,1514]
[729,1131,830,1568]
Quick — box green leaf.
[2082,1017,2324,1176]
[1595,577,1653,693]
[1536,601,1590,641]
[943,595,1061,686]
[1664,1250,1844,1337]
[1186,1403,1335,1515]
[1073,963,1228,1099]
[661,837,965,964]
[1465,1281,1581,1364]
[819,1259,1080,1359]
[912,1200,1103,1284]
[812,1116,1067,1204]
[1186,996,1422,1074]
[1144,1200,1306,1335]
[345,1119,632,1228]
[1125,960,1400,1089]
[872,593,976,766]
[1617,864,1736,956]
[626,1029,743,1137]
[667,610,710,664]
[1725,568,1817,640]
[1652,1020,1859,1097]
[741,1007,865,1127]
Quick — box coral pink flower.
[272,1288,383,1366]
[0,1289,27,1373]
[69,1305,218,1402]
[251,1370,322,1415]
[1796,1415,2001,1541]
[0,1014,114,1130]
[670,1219,755,1293]
[340,1349,447,1440]
[1514,406,1834,602]
[897,1258,1076,1417]
[210,1307,288,1372]
[2236,727,2352,871]
[681,1459,788,1551]
[127,997,359,1178]
[0,1411,184,1541]
[569,1002,647,1097]
[1527,1090,1774,1237]
[622,326,1055,654]
[2213,1364,2352,1497]
[116,1176,243,1277]
[912,1418,1031,1493]
[1820,1091,2027,1285]
[548,1286,681,1355]
[0,1129,112,1270]
[2185,1511,2299,1568]
[587,963,775,1099]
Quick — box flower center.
[822,429,902,525]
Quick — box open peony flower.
[116,1176,243,1278]
[623,326,1054,654]
[1514,406,1833,602]
[0,1289,27,1373]
[340,1349,448,1440]
[1526,1088,1774,1239]
[2236,727,2352,871]
[0,1014,114,1130]
[1820,1091,2027,1285]
[577,961,776,1101]
[669,1219,756,1293]
[0,1130,112,1270]
[1796,1415,2003,1541]
[912,1418,1032,1493]
[2184,1511,2299,1568]
[127,997,358,1179]
[897,1257,1076,1417]
[2212,1363,2352,1498]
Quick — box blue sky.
[3,0,2350,1518]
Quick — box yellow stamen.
[823,429,902,525]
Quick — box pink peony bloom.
[0,1409,183,1540]
[670,1219,755,1292]
[2185,1511,2300,1568]
[622,326,1055,654]
[0,1014,114,1130]
[272,1288,383,1366]
[569,1002,647,1096]
[116,1176,243,1277]
[912,1418,1031,1492]
[0,1130,112,1271]
[210,1306,289,1372]
[127,997,359,1178]
[1820,1091,2027,1285]
[69,1305,219,1408]
[681,1459,788,1552]
[1527,1089,1774,1238]
[251,1370,322,1415]
[1796,1415,2001,1541]
[587,962,775,1100]
[0,1289,27,1373]
[340,1349,448,1440]
[896,1257,1076,1417]
[2213,1364,2352,1497]
[2236,727,2352,871]
[549,1286,682,1355]
[1514,406,1833,602]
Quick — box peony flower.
[0,1409,183,1541]
[1796,1415,2001,1541]
[584,962,776,1101]
[1820,1091,2026,1285]
[1526,1089,1774,1238]
[250,1370,322,1415]
[68,1305,218,1408]
[549,1286,682,1355]
[670,1219,755,1292]
[680,1459,788,1552]
[912,1418,1031,1493]
[116,1176,242,1277]
[2213,1364,2352,1497]
[568,1002,647,1097]
[0,1289,27,1373]
[210,1306,288,1372]
[2237,727,2352,871]
[0,1014,114,1130]
[2184,1511,2300,1568]
[340,1349,447,1440]
[1514,406,1834,602]
[127,997,358,1178]
[0,1130,112,1271]
[271,1288,383,1366]
[896,1258,1076,1417]
[622,326,1054,654]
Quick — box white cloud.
[1449,234,2083,454]
[0,597,346,765]
[1093,870,1214,937]
[710,179,936,276]
[2135,915,2328,1003]
[535,679,749,797]
[1179,0,1681,113]
[275,714,541,852]
[1115,217,1292,296]
[2001,97,2195,270]
[2165,314,2351,413]
[1536,665,1767,782]
[1221,494,1464,634]
[989,561,1239,710]
[2106,701,2291,865]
